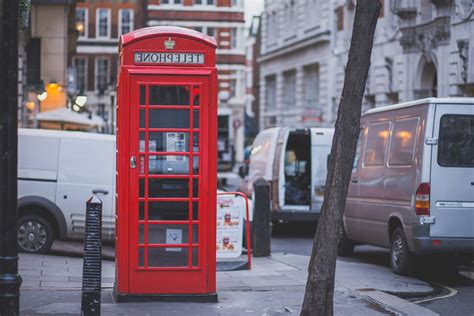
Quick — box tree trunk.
[301,1,381,315]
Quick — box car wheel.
[17,215,54,254]
[338,228,355,257]
[390,227,415,275]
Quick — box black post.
[81,195,103,316]
[0,1,22,315]
[252,178,271,257]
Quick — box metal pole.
[252,178,271,257]
[81,194,103,316]
[0,1,22,314]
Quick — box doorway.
[283,131,311,207]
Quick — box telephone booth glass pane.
[137,83,201,269]
[149,85,190,105]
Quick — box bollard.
[81,194,103,316]
[252,178,271,257]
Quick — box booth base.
[113,286,218,303]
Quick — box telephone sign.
[115,26,218,302]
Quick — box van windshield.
[438,114,474,167]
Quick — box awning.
[36,107,104,128]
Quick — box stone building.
[147,0,247,166]
[20,0,79,127]
[258,0,474,130]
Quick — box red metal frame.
[217,192,252,269]
[116,27,217,297]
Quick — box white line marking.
[413,283,458,304]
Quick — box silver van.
[340,98,474,275]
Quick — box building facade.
[74,0,146,133]
[147,0,247,166]
[259,0,474,130]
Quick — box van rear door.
[430,103,474,238]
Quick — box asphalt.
[18,250,438,315]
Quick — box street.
[272,223,474,316]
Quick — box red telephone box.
[115,26,218,302]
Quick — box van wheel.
[17,215,54,254]
[338,229,355,257]
[390,227,415,275]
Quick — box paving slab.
[271,253,435,296]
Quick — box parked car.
[340,98,474,275]
[238,127,334,223]
[17,128,115,253]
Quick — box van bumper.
[412,237,474,255]
[271,211,319,222]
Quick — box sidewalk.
[19,252,437,315]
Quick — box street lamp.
[37,91,47,101]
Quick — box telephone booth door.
[128,75,211,294]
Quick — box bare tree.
[301,1,381,315]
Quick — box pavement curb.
[359,290,440,316]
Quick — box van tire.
[17,214,54,254]
[338,229,355,257]
[390,227,415,275]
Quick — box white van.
[17,128,115,253]
[341,98,474,275]
[238,127,334,222]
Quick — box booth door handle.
[130,156,137,169]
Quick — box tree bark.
[301,1,381,315]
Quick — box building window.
[161,0,182,4]
[336,6,344,31]
[287,2,296,36]
[192,26,214,37]
[229,79,237,99]
[303,65,320,109]
[194,0,215,5]
[74,57,87,93]
[96,57,109,91]
[206,27,215,38]
[267,11,278,46]
[306,0,318,26]
[230,28,238,49]
[265,76,277,110]
[282,71,296,108]
[119,9,134,35]
[232,0,239,6]
[96,8,111,38]
[76,8,88,38]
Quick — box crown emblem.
[164,37,176,50]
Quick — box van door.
[280,130,311,211]
[430,104,474,238]
[55,138,115,240]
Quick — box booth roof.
[121,26,217,49]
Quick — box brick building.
[147,0,247,167]
[73,0,146,133]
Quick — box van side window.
[388,117,419,166]
[363,122,390,167]
[438,114,474,167]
